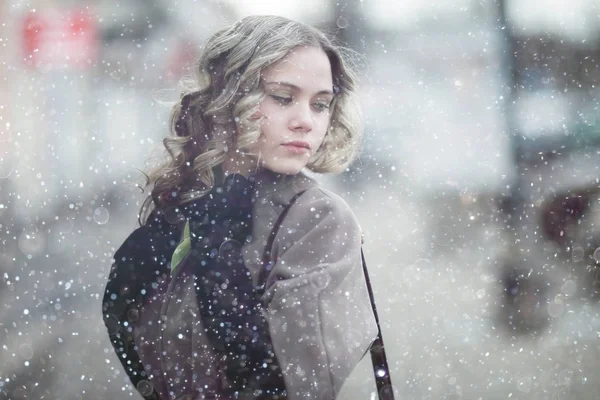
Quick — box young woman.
[102,15,378,400]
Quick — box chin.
[263,161,305,175]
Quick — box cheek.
[316,116,331,137]
[258,100,290,123]
[257,106,285,138]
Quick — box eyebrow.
[264,81,334,96]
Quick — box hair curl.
[139,15,364,223]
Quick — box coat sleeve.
[261,188,378,400]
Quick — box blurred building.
[2,0,235,220]
[346,1,515,196]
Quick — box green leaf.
[171,220,191,273]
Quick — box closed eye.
[312,102,330,112]
[270,95,292,105]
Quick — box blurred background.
[3,0,600,398]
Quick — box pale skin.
[222,45,335,177]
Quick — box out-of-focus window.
[504,0,600,153]
[506,0,600,41]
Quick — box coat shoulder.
[296,185,359,224]
[278,185,363,247]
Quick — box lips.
[282,140,311,154]
[282,140,310,149]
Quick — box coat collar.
[251,168,317,200]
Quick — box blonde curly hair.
[140,15,363,223]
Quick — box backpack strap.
[361,249,395,399]
[258,189,309,291]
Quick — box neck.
[251,168,301,198]
[221,152,259,178]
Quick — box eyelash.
[271,95,292,105]
[270,95,331,112]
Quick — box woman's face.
[252,45,334,175]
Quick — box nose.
[288,102,313,133]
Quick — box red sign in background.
[22,8,98,69]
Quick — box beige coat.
[132,170,378,400]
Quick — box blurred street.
[4,176,600,399]
[337,178,600,400]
